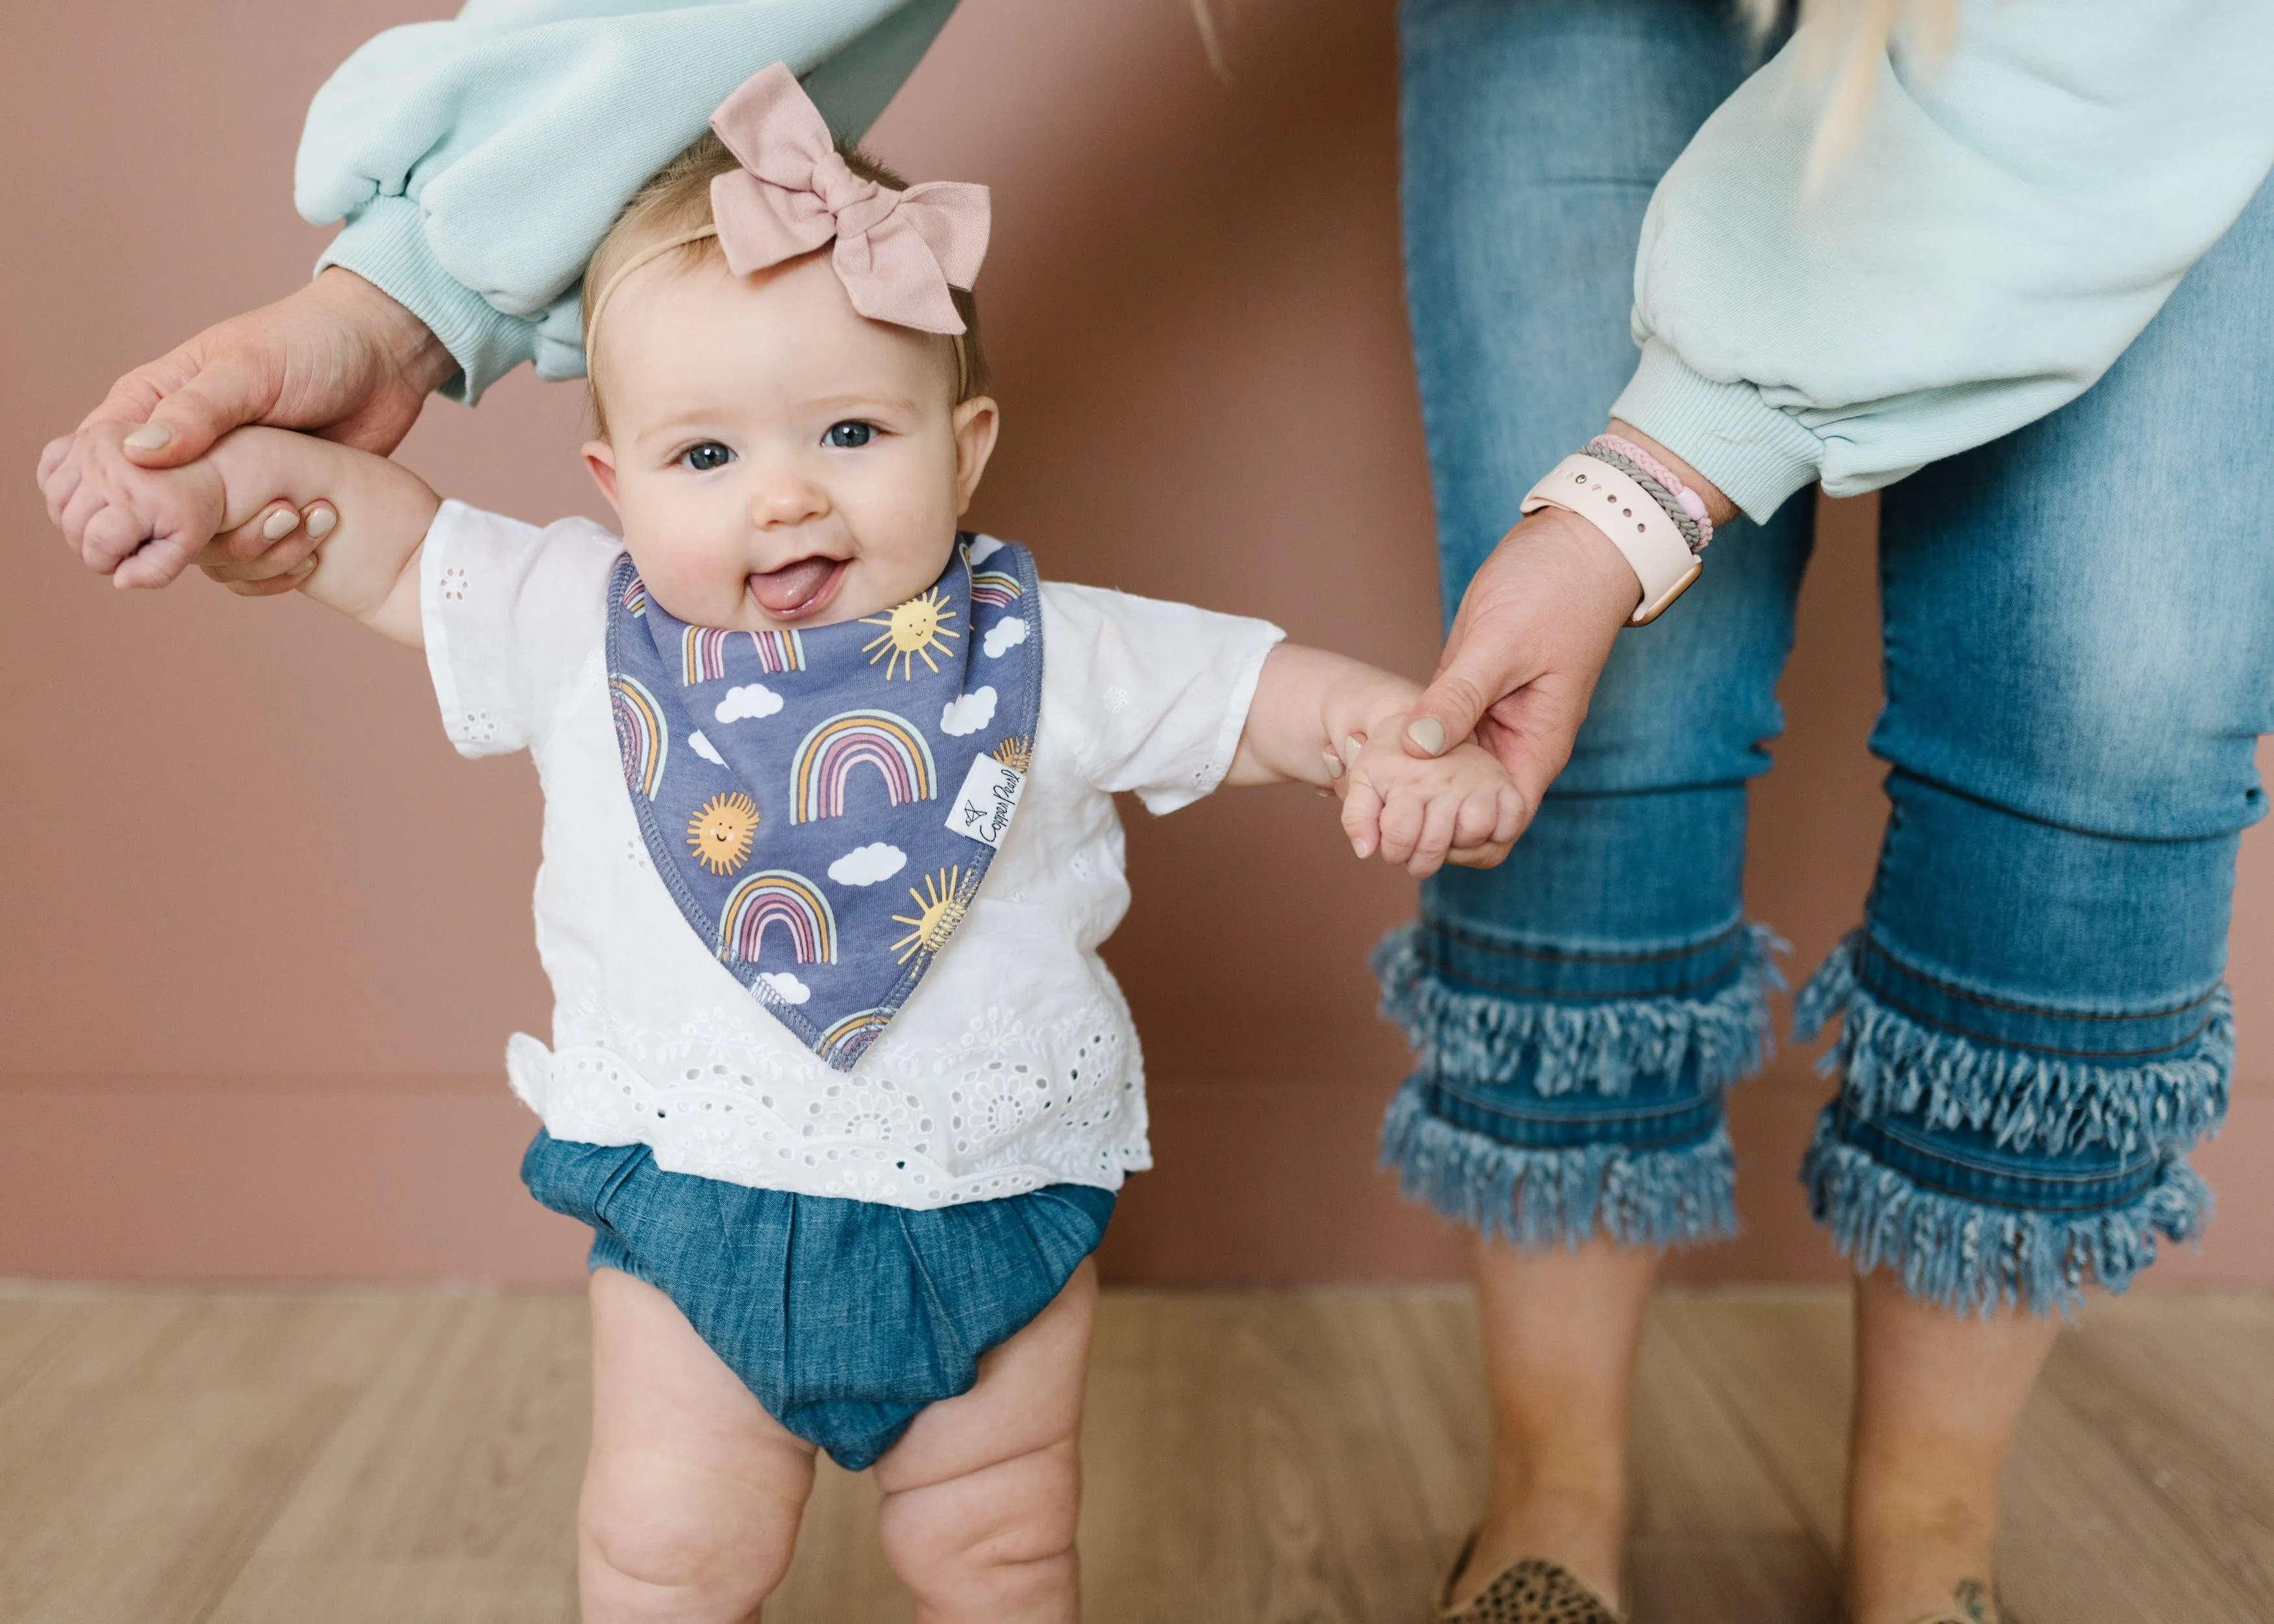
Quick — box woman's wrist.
[314,268,456,400]
[1526,505,1648,625]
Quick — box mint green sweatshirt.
[298,0,2274,519]
[1610,0,2274,519]
[301,0,958,402]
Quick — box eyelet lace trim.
[508,991,1147,1207]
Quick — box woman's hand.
[36,268,452,594]
[1399,422,1735,841]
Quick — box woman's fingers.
[1494,783,1527,847]
[220,561,318,598]
[1450,786,1504,852]
[1428,787,1522,874]
[200,537,318,583]
[197,507,318,581]
[1444,837,1514,869]
[197,503,294,567]
[199,501,332,591]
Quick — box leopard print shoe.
[1437,1538,1624,1623]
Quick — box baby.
[46,66,1517,1624]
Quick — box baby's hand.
[38,422,317,590]
[41,420,231,588]
[1335,717,1524,877]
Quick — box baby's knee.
[877,1440,1082,1606]
[580,1478,798,1623]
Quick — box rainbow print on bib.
[610,675,669,798]
[606,535,1044,1070]
[791,711,939,822]
[719,870,839,965]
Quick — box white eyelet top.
[420,501,1284,1208]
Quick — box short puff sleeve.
[420,500,623,757]
[1038,581,1284,817]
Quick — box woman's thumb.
[119,363,267,468]
[1402,661,1495,759]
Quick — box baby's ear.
[581,440,622,513]
[950,397,999,516]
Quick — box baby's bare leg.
[581,1267,817,1624]
[874,1260,1097,1624]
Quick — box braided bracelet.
[1583,444,1702,553]
[1588,433,1713,553]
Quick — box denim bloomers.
[524,1132,1113,1467]
[1390,0,2274,1313]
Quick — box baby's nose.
[750,466,829,526]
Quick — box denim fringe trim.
[1799,1114,2213,1317]
[1379,1078,1741,1250]
[1372,923,1783,1097]
[1795,933,2231,1156]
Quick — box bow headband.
[585,64,991,347]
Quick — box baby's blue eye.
[825,422,875,449]
[681,442,734,472]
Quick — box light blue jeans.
[1386,0,2274,1313]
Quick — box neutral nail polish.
[123,423,173,453]
[303,507,337,540]
[1343,735,1364,766]
[1322,750,1345,780]
[1406,717,1446,757]
[290,558,318,579]
[261,507,300,541]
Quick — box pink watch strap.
[1520,455,1702,626]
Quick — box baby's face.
[583,251,996,629]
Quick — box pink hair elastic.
[1591,433,1713,551]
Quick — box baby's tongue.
[747,556,841,616]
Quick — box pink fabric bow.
[708,64,990,335]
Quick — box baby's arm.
[207,429,437,646]
[1229,644,1524,876]
[57,423,437,647]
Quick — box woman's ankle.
[1843,1495,2002,1624]
[1845,1569,2004,1624]
[1453,1477,1626,1612]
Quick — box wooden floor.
[0,1286,2266,1623]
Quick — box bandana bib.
[606,535,1043,1070]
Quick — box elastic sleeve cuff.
[1610,340,1827,525]
[316,197,539,406]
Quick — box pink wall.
[3,0,2268,1284]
